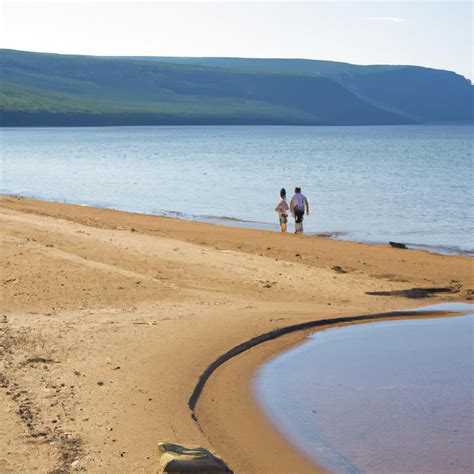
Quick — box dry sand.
[0,195,472,473]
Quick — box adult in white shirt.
[290,187,310,234]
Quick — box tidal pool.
[254,304,474,473]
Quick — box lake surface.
[254,304,474,474]
[1,125,473,254]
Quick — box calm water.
[1,125,472,253]
[254,304,474,474]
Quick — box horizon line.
[1,46,472,81]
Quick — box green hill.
[1,49,471,127]
[142,57,474,123]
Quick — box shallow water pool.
[254,304,474,473]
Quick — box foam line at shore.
[2,191,472,257]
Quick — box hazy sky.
[0,0,472,79]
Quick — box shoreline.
[189,308,462,412]
[1,192,473,258]
[1,123,473,129]
[0,195,472,472]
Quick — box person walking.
[275,188,290,232]
[290,187,310,234]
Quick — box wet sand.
[0,195,472,473]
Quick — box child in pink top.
[275,188,290,232]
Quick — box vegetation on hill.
[148,57,474,123]
[1,49,472,127]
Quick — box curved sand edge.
[192,310,460,473]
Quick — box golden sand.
[0,196,472,472]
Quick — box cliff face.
[336,67,473,122]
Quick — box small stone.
[97,381,104,386]
[159,443,230,472]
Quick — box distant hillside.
[0,49,471,127]
[143,57,474,123]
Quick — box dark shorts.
[295,208,305,223]
[279,214,288,224]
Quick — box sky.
[0,0,472,80]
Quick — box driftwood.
[389,241,407,249]
[366,287,459,299]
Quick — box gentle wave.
[2,125,472,255]
[3,190,472,258]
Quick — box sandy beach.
[0,195,472,473]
